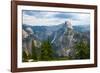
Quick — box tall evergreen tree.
[22,48,31,62]
[31,40,37,60]
[74,40,90,59]
[41,39,54,61]
[22,50,27,62]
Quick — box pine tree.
[22,48,31,62]
[31,40,37,61]
[40,39,54,61]
[22,50,27,62]
[74,40,90,59]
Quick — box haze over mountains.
[22,20,90,60]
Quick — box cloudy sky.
[22,10,90,26]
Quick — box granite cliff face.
[52,20,75,57]
[22,20,90,58]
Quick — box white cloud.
[43,12,60,18]
[72,13,90,26]
[23,14,66,26]
[23,11,90,26]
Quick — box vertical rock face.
[22,27,41,56]
[22,30,28,39]
[65,19,73,30]
[65,20,74,48]
[51,20,75,57]
[22,28,33,56]
[60,20,75,57]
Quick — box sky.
[22,10,90,26]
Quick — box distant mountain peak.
[65,19,73,29]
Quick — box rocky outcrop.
[22,20,90,58]
[22,28,41,56]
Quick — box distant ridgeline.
[22,20,90,62]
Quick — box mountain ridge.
[22,21,90,59]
